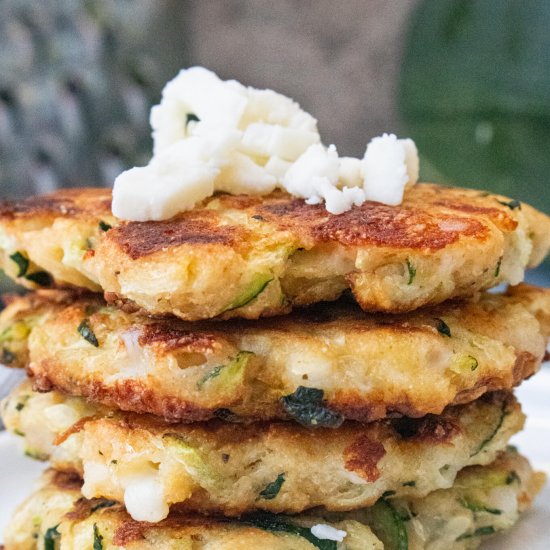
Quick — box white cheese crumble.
[112,66,419,220]
[310,524,347,542]
[123,471,169,522]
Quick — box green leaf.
[281,386,343,428]
[259,473,285,500]
[400,0,550,234]
[78,319,99,347]
[93,523,103,550]
[368,499,409,550]
[241,513,337,550]
[44,525,60,550]
[9,251,29,277]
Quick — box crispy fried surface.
[2,383,524,517]
[1,286,547,423]
[0,184,548,319]
[4,451,543,549]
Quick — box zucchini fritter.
[1,285,548,423]
[2,383,524,519]
[4,450,543,549]
[1,184,549,319]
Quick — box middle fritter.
[2,283,549,424]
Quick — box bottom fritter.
[4,450,544,550]
[2,382,524,520]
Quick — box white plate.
[1,371,550,546]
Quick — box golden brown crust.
[0,187,111,221]
[0,184,548,318]
[2,384,525,517]
[2,286,548,423]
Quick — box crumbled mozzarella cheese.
[124,472,169,522]
[310,524,347,542]
[112,67,420,220]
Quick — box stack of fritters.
[1,184,550,549]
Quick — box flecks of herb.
[251,214,265,221]
[10,251,29,277]
[435,318,451,337]
[15,401,26,411]
[497,198,521,210]
[506,471,520,485]
[402,480,416,487]
[78,319,99,347]
[494,256,503,277]
[406,259,416,285]
[186,113,200,127]
[241,512,336,550]
[98,220,112,232]
[259,473,285,500]
[1,348,16,365]
[91,500,118,513]
[93,523,103,549]
[467,355,479,371]
[456,526,496,541]
[111,460,118,465]
[381,490,397,498]
[25,271,52,286]
[44,525,60,550]
[280,386,344,428]
[14,429,25,436]
[221,453,230,463]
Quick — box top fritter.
[0,184,549,320]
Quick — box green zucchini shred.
[470,400,508,457]
[460,497,502,515]
[196,351,254,390]
[456,525,496,541]
[223,274,274,312]
[405,258,416,285]
[368,498,409,550]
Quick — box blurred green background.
[0,0,548,290]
